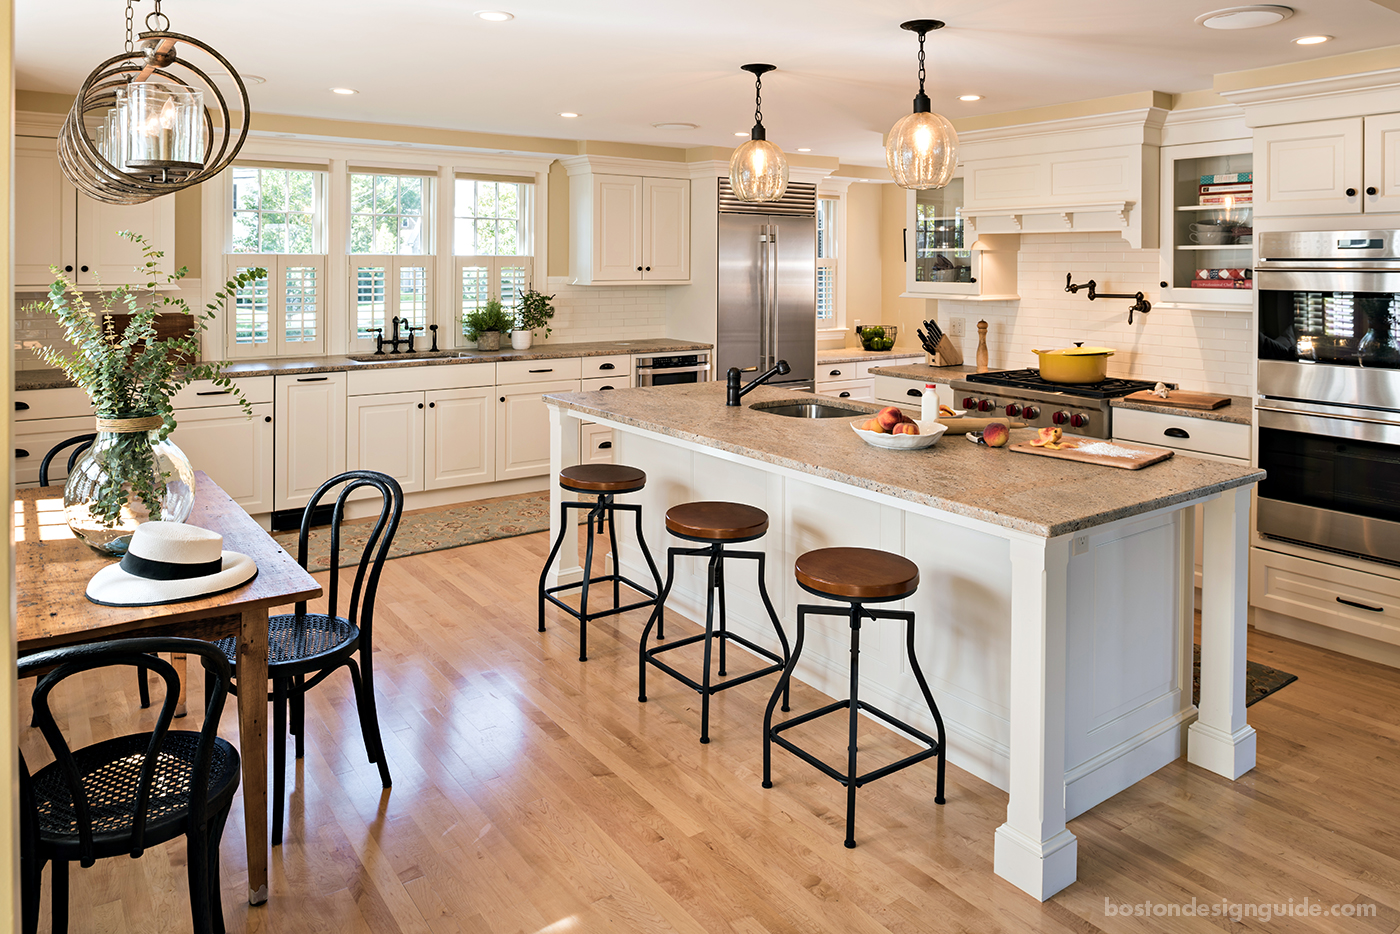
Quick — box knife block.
[929,334,963,367]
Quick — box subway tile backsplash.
[938,232,1254,397]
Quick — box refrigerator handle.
[767,224,779,369]
[757,227,769,370]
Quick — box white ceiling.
[16,0,1400,165]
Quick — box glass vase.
[63,414,197,555]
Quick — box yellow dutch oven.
[1031,345,1115,384]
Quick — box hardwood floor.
[17,530,1400,933]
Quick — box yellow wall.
[842,183,883,343]
[3,2,21,926]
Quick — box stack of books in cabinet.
[1190,172,1252,291]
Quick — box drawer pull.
[14,401,29,411]
[599,385,615,391]
[196,390,231,396]
[599,363,616,371]
[598,441,612,450]
[1337,596,1384,613]
[829,369,842,377]
[1164,427,1190,439]
[296,376,328,382]
[906,389,921,398]
[528,368,553,374]
[15,448,29,459]
[839,391,851,398]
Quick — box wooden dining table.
[15,471,321,906]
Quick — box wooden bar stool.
[638,502,791,744]
[762,546,947,848]
[538,464,664,662]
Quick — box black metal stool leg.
[905,612,948,805]
[638,547,678,703]
[845,603,863,848]
[716,553,728,677]
[633,503,665,640]
[537,500,574,633]
[699,547,720,744]
[578,506,599,662]
[755,550,791,712]
[764,608,806,788]
[606,496,622,610]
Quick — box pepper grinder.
[976,320,989,373]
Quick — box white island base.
[546,395,1258,901]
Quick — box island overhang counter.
[544,382,1265,901]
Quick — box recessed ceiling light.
[734,131,748,137]
[1195,5,1293,29]
[652,122,699,130]
[1294,34,1332,44]
[958,94,982,102]
[330,87,358,95]
[796,148,812,152]
[558,112,580,118]
[475,10,514,21]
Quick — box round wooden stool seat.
[559,464,646,493]
[665,501,769,542]
[795,547,919,601]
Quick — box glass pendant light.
[885,20,959,191]
[729,64,789,203]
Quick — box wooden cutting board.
[1009,438,1175,470]
[937,416,1027,435]
[1122,389,1232,410]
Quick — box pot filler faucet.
[726,360,791,406]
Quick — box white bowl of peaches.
[851,406,949,450]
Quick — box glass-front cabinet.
[1159,140,1253,308]
[903,175,1019,299]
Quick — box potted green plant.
[463,299,514,351]
[512,287,556,350]
[26,231,264,555]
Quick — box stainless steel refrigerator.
[716,184,817,391]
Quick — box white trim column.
[1188,486,1256,778]
[995,535,1078,901]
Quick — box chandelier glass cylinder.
[728,64,789,203]
[885,20,959,191]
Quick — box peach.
[982,422,1010,448]
[893,422,920,436]
[862,418,886,433]
[875,406,903,431]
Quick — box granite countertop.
[542,382,1264,539]
[1111,395,1254,426]
[818,348,926,365]
[15,339,712,391]
[866,363,982,385]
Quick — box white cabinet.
[1364,113,1400,213]
[903,177,1019,300]
[873,373,951,409]
[567,168,691,285]
[497,378,582,480]
[14,135,175,288]
[170,402,275,513]
[426,387,496,489]
[347,391,426,496]
[1158,141,1254,308]
[1251,115,1400,216]
[580,422,616,465]
[274,373,348,512]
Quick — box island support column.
[546,405,584,589]
[994,535,1077,901]
[1189,486,1256,778]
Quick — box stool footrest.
[644,632,785,696]
[544,576,659,624]
[769,698,942,788]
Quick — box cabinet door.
[1254,119,1363,216]
[274,373,347,512]
[580,422,615,465]
[592,175,643,281]
[496,379,581,481]
[425,386,495,490]
[1364,113,1400,213]
[14,137,77,287]
[346,391,425,495]
[642,177,690,281]
[76,191,175,285]
[169,403,274,513]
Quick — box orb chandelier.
[728,64,789,203]
[58,0,251,205]
[885,19,959,191]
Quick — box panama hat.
[86,522,258,607]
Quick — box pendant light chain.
[147,0,170,33]
[917,29,927,97]
[753,70,764,128]
[124,0,135,53]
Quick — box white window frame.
[453,177,534,258]
[348,256,437,352]
[224,255,328,358]
[348,171,434,257]
[451,256,535,348]
[816,182,850,333]
[229,165,328,255]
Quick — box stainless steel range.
[951,369,1168,440]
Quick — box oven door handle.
[1257,403,1400,445]
[636,364,711,375]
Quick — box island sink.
[750,401,868,419]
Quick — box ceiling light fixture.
[59,0,250,205]
[1195,5,1293,29]
[1294,34,1332,44]
[475,10,514,21]
[885,19,958,191]
[652,122,699,130]
[797,148,812,152]
[729,64,789,203]
[558,112,580,118]
[331,87,358,95]
[958,94,982,102]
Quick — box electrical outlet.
[1073,533,1090,556]
[948,317,966,338]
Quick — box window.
[231,166,324,254]
[817,198,838,323]
[349,171,435,347]
[454,176,535,344]
[350,258,435,342]
[350,172,428,255]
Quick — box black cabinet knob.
[500,396,506,403]
[80,265,89,272]
[1347,187,1357,197]
[636,266,643,271]
[645,266,651,271]
[264,416,272,423]
[1368,187,1379,196]
[64,265,73,272]
[417,402,424,409]
[1160,281,1168,288]
[429,401,436,408]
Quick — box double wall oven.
[1256,230,1400,565]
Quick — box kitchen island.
[544,382,1263,901]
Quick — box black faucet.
[726,360,791,406]
[373,316,423,354]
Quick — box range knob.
[962,396,978,409]
[1070,413,1089,429]
[978,399,994,413]
[1005,403,1022,417]
[1052,411,1070,425]
[1022,405,1040,419]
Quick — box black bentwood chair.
[19,638,241,934]
[212,469,403,845]
[37,433,96,487]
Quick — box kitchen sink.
[750,401,868,419]
[345,351,466,363]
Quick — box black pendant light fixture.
[59,0,251,205]
[729,64,790,203]
[885,19,959,190]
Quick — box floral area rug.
[272,490,554,572]
[1192,644,1298,708]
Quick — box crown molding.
[15,110,64,137]
[559,154,694,178]
[957,106,1170,148]
[1217,66,1400,126]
